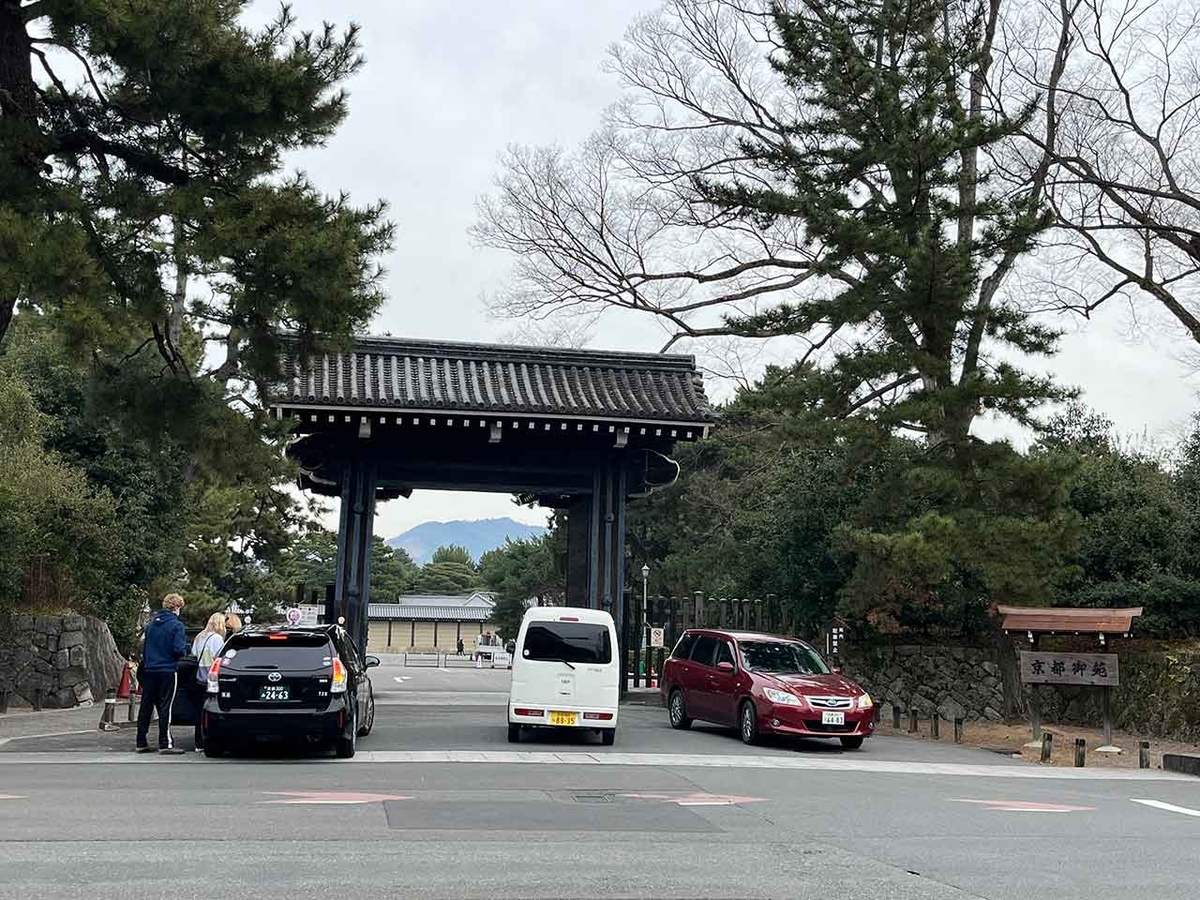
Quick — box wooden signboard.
[1019,651,1119,687]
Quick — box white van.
[507,606,619,745]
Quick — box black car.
[200,624,378,758]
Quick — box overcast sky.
[249,0,1200,541]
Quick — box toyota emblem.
[268,672,282,682]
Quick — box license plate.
[821,711,845,725]
[259,685,290,701]
[549,711,577,726]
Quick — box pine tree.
[0,1,392,376]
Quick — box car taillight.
[582,712,614,721]
[513,708,544,717]
[206,658,222,694]
[331,657,347,693]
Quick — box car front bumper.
[758,703,875,738]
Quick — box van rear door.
[520,619,617,709]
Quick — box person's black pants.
[135,670,178,749]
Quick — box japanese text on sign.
[1019,651,1119,686]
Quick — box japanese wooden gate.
[267,336,714,654]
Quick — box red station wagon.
[660,630,875,748]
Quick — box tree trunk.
[0,1,35,120]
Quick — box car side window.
[672,633,696,660]
[689,635,718,667]
[715,641,736,670]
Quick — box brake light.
[558,616,579,622]
[582,712,614,721]
[268,634,288,641]
[206,658,222,694]
[330,657,347,693]
[513,708,545,717]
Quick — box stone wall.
[841,645,1008,722]
[0,615,124,708]
[841,643,1200,742]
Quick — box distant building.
[366,592,497,652]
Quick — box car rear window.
[222,632,333,668]
[522,622,612,664]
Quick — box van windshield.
[522,622,612,664]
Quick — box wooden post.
[0,689,7,714]
[953,717,964,743]
[891,704,901,729]
[930,713,939,740]
[1074,737,1086,767]
[1139,740,1150,769]
[1101,685,1114,748]
[1040,732,1053,763]
[908,707,919,734]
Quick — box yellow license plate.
[549,711,577,726]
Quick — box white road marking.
[1,749,1193,780]
[392,677,413,683]
[1131,798,1200,818]
[950,798,1094,812]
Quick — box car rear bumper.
[508,703,619,729]
[759,704,875,738]
[202,697,351,742]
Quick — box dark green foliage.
[411,546,483,596]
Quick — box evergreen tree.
[0,0,392,376]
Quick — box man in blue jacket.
[136,593,188,754]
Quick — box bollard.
[31,688,43,711]
[891,704,901,729]
[1074,737,1086,767]
[0,689,8,714]
[1040,732,1053,763]
[908,708,919,734]
[1139,740,1150,770]
[98,689,117,730]
[127,691,137,723]
[873,704,881,725]
[953,717,964,744]
[930,713,939,740]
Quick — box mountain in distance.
[386,517,546,565]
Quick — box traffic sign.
[285,607,303,626]
[649,627,665,648]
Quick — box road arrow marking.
[1131,798,1200,818]
[620,792,767,806]
[261,791,410,805]
[951,798,1093,812]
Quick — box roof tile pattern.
[272,336,714,424]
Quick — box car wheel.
[601,729,616,747]
[739,700,759,746]
[668,689,693,730]
[840,736,865,750]
[507,723,521,743]
[203,741,224,759]
[357,686,376,737]
[335,713,357,759]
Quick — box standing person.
[456,637,464,657]
[190,613,227,751]
[135,594,188,754]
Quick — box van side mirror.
[365,655,381,668]
[717,661,735,673]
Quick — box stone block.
[69,646,84,667]
[46,634,58,651]
[981,661,1000,676]
[14,615,35,632]
[55,688,76,708]
[983,706,1003,721]
[72,682,93,704]
[58,631,85,650]
[31,632,47,649]
[34,616,58,634]
[61,615,86,632]
[51,649,70,669]
[58,666,88,684]
[33,659,53,675]
[950,647,965,660]
[938,698,966,721]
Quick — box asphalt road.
[1,663,1198,900]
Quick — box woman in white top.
[191,614,226,750]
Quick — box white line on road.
[1131,798,1200,817]
[1,749,1193,780]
